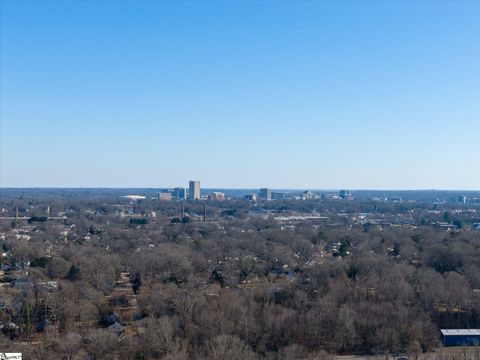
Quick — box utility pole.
[203,203,206,222]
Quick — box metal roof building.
[441,329,480,347]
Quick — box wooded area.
[0,191,479,359]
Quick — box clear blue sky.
[1,0,479,189]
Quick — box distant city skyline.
[1,1,479,189]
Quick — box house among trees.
[108,321,125,334]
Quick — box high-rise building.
[172,187,187,200]
[259,188,272,200]
[189,181,201,200]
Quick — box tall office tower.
[189,181,201,200]
[173,187,187,200]
[259,188,272,200]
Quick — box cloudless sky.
[1,0,479,189]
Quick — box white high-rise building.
[259,188,272,200]
[189,181,201,200]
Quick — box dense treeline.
[0,195,479,359]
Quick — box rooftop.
[440,329,480,336]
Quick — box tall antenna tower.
[16,204,19,221]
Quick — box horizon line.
[1,187,479,192]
